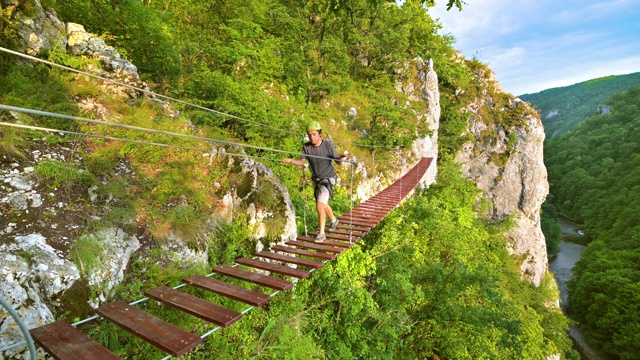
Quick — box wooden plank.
[271,245,336,261]
[335,224,371,233]
[183,275,271,307]
[296,236,353,248]
[372,194,401,199]
[337,218,378,227]
[95,301,202,357]
[349,211,387,218]
[212,265,293,291]
[235,258,311,279]
[309,231,362,242]
[29,320,120,360]
[331,224,369,232]
[350,208,388,215]
[256,251,324,269]
[335,219,373,228]
[341,213,384,222]
[325,229,365,238]
[144,286,242,327]
[357,204,394,210]
[362,202,396,207]
[285,240,345,254]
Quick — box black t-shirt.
[302,140,338,179]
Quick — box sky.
[428,0,640,96]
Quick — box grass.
[34,158,96,189]
[0,126,29,159]
[69,234,104,275]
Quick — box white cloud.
[428,0,640,95]
[551,0,636,24]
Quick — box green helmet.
[306,121,322,132]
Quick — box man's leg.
[317,201,327,234]
[317,202,337,234]
[315,185,336,242]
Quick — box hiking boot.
[330,218,340,231]
[314,233,326,243]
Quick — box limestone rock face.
[0,234,79,359]
[354,57,440,200]
[12,0,67,56]
[85,228,140,308]
[211,148,298,243]
[455,71,549,286]
[6,0,145,100]
[65,23,145,99]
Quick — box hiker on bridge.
[283,121,346,242]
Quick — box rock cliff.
[0,2,552,358]
[455,67,549,286]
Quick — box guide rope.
[0,47,405,158]
[0,46,297,135]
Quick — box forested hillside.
[544,85,640,359]
[1,1,575,358]
[520,72,640,139]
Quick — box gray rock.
[8,176,33,191]
[14,0,67,56]
[30,193,43,208]
[88,185,99,202]
[84,228,140,308]
[0,252,54,359]
[455,69,549,287]
[0,233,77,359]
[8,193,29,211]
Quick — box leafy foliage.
[1,0,576,358]
[520,72,640,139]
[545,85,640,359]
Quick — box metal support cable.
[0,46,296,135]
[0,49,400,164]
[0,294,37,360]
[0,104,338,163]
[302,164,309,237]
[349,162,355,244]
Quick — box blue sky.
[428,0,640,96]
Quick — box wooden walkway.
[28,158,432,359]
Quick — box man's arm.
[283,158,307,166]
[328,142,347,164]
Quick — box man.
[283,121,345,242]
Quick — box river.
[548,216,606,360]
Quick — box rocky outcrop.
[65,23,146,100]
[84,228,140,308]
[1,234,78,359]
[455,69,549,286]
[9,0,67,56]
[353,56,440,200]
[6,0,145,100]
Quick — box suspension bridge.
[10,157,432,359]
[0,45,434,359]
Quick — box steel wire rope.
[349,160,354,244]
[0,104,354,164]
[301,164,309,237]
[0,124,394,357]
[0,56,404,356]
[0,48,402,165]
[0,46,297,136]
